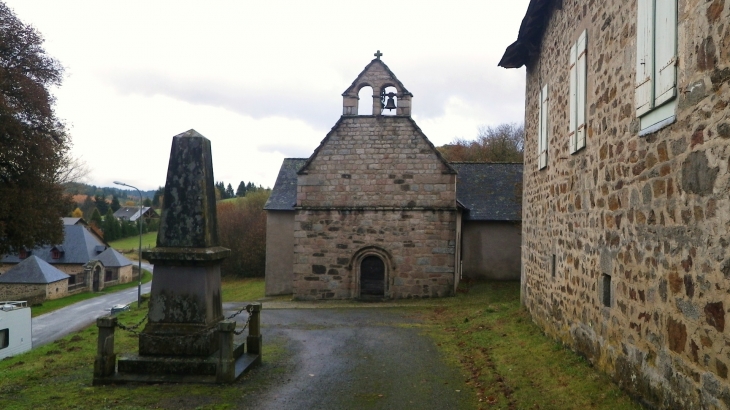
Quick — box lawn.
[30,270,153,317]
[108,232,157,252]
[411,281,642,410]
[0,278,642,409]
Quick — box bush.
[217,191,269,277]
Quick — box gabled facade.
[264,56,524,299]
[501,0,730,407]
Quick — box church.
[264,54,522,300]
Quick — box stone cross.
[374,50,383,59]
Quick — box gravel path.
[230,306,470,410]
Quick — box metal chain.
[115,304,254,338]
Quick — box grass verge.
[108,232,158,253]
[31,270,153,317]
[221,277,264,302]
[413,281,642,410]
[0,279,285,410]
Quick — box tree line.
[437,123,524,163]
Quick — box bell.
[384,94,397,110]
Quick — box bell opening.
[380,86,398,116]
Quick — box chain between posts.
[115,304,254,338]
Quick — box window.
[538,84,549,169]
[601,274,612,307]
[18,250,27,259]
[569,30,587,153]
[551,254,557,278]
[51,249,61,259]
[0,329,8,349]
[636,0,677,134]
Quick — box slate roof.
[62,217,87,226]
[0,256,69,284]
[113,206,157,222]
[498,0,557,69]
[264,158,308,211]
[1,224,107,264]
[451,162,523,222]
[95,248,132,268]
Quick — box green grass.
[221,277,265,302]
[31,271,153,317]
[108,232,157,251]
[0,292,287,410]
[412,281,643,410]
[2,278,643,409]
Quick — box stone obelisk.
[140,129,230,356]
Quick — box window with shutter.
[538,84,549,170]
[570,30,588,154]
[636,0,677,134]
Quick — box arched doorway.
[93,266,101,292]
[360,255,385,297]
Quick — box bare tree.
[439,123,524,163]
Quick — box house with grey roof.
[451,162,523,281]
[0,256,70,304]
[113,206,159,222]
[0,218,135,301]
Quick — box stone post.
[216,320,236,383]
[93,316,117,379]
[247,302,262,357]
[140,130,230,357]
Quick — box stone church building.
[264,56,523,300]
[500,0,730,407]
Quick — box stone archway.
[349,246,394,299]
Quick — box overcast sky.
[7,1,529,191]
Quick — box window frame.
[569,30,588,154]
[538,84,549,170]
[636,0,678,134]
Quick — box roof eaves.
[498,0,556,69]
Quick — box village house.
[264,55,523,299]
[500,0,730,407]
[113,206,159,222]
[0,218,134,301]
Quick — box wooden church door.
[360,256,385,297]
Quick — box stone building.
[264,56,523,299]
[0,218,134,296]
[500,0,730,407]
[0,256,69,305]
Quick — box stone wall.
[461,221,521,281]
[298,117,455,209]
[521,0,730,407]
[293,209,456,299]
[294,115,457,300]
[45,280,68,300]
[0,284,46,305]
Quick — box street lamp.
[113,180,143,308]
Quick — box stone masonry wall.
[294,116,457,300]
[298,117,455,209]
[293,209,456,299]
[522,0,730,408]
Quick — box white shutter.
[635,0,654,116]
[654,0,677,106]
[569,42,577,153]
[539,84,549,169]
[576,30,587,150]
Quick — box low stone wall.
[0,283,48,305]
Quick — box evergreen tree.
[81,196,95,219]
[110,196,121,212]
[90,208,102,227]
[236,181,247,197]
[103,209,119,241]
[246,182,255,193]
[226,183,234,199]
[143,198,152,207]
[152,186,164,207]
[94,194,109,215]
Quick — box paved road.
[31,262,153,347]
[237,308,470,410]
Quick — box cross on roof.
[374,50,383,59]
